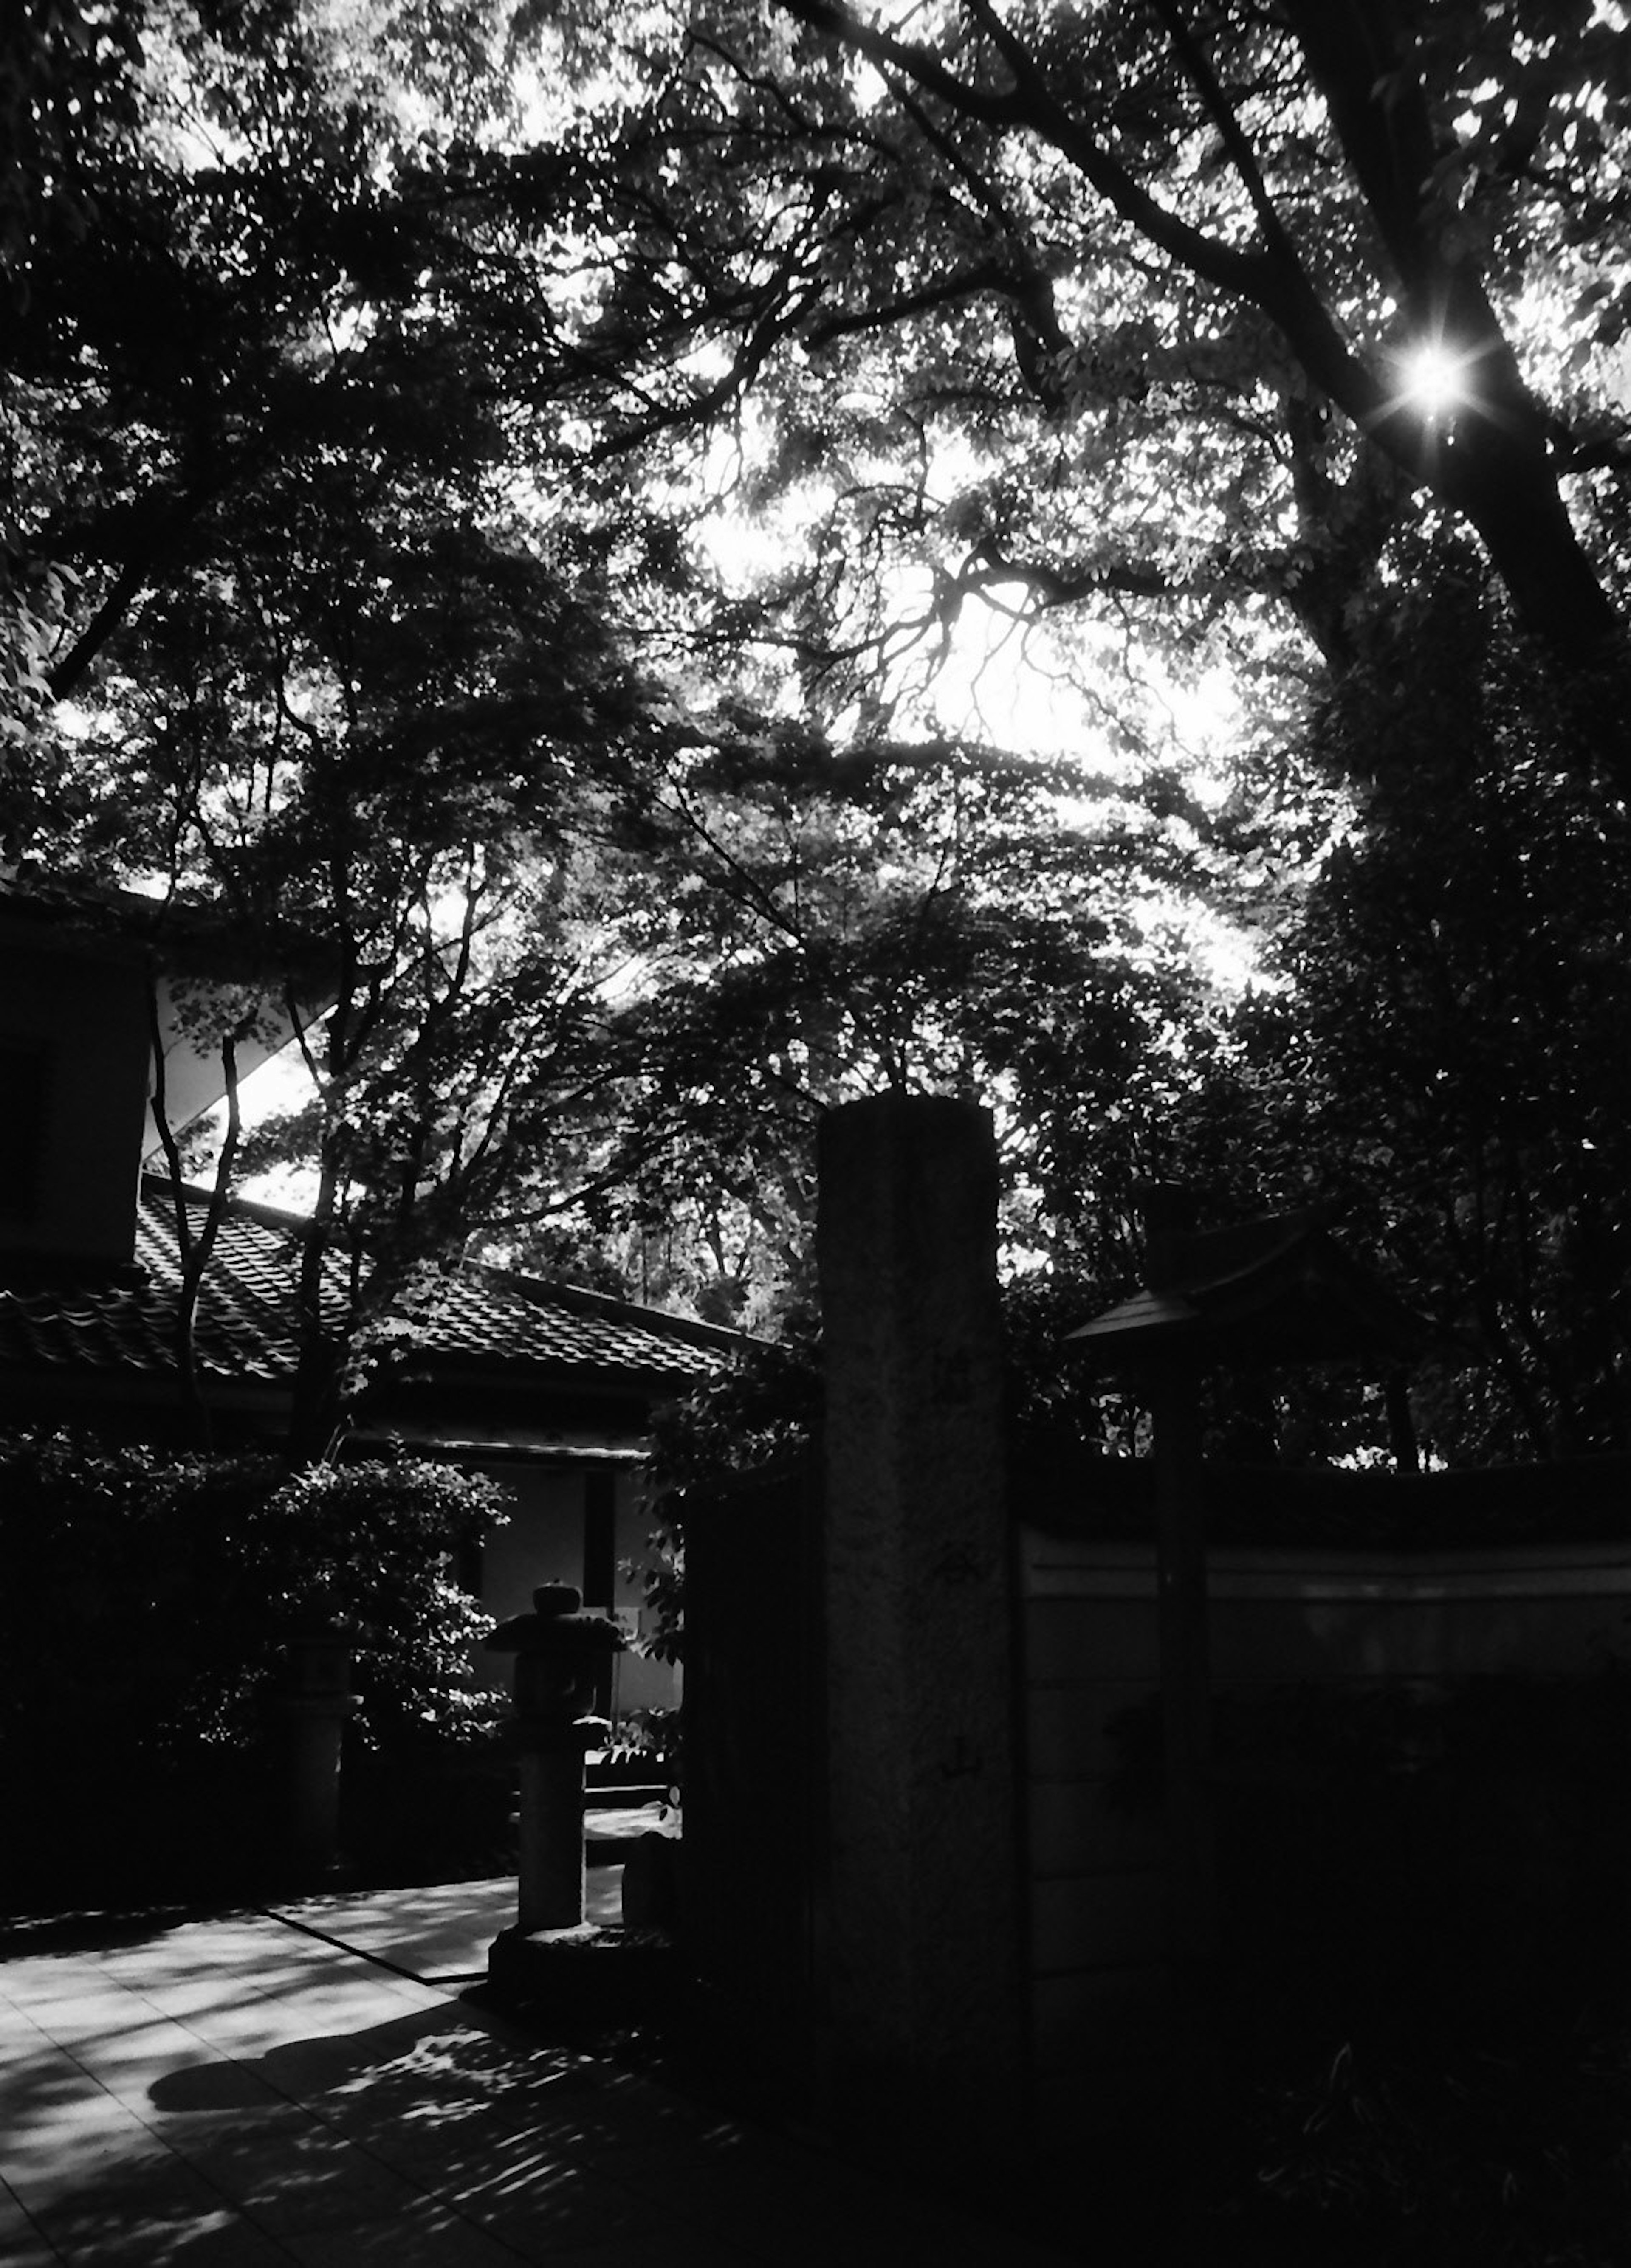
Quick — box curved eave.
[1066,1278,1430,1372]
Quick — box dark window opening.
[583,1469,617,1609]
[0,1037,50,1223]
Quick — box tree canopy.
[6,0,1631,1465]
[455,0,1631,753]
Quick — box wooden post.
[276,1619,355,1881]
[1134,1183,1217,1973]
[1148,1362,1216,1969]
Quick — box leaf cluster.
[0,1429,508,1756]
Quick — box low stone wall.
[1019,1522,1631,2115]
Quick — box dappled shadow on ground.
[3,1983,1062,2268]
[5,1992,725,2264]
[266,1866,624,1983]
[0,1900,240,1961]
[141,2005,707,2260]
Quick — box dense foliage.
[6,0,1631,1465]
[0,1431,505,1754]
[0,1430,510,1899]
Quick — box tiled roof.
[0,1177,738,1405]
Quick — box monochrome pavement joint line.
[251,1904,484,1992]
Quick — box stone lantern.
[483,1582,625,1933]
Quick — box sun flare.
[1399,342,1471,415]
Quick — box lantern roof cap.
[483,1583,626,1655]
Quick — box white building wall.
[463,1457,681,1723]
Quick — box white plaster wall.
[464,1459,680,1721]
[475,1463,588,1622]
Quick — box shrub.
[634,1334,822,1662]
[0,1431,508,1904]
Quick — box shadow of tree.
[152,1992,918,2264]
[4,1963,1068,2266]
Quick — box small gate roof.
[1065,1208,1427,1370]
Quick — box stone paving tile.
[0,2229,60,2263]
[0,1962,99,2011]
[33,2218,289,2268]
[145,2104,316,2157]
[0,2033,95,2113]
[0,2175,62,2268]
[0,1997,59,2047]
[257,1870,624,1978]
[0,2092,183,2209]
[14,2158,259,2265]
[166,2120,429,2237]
[42,2020,241,2118]
[446,2150,669,2231]
[0,2231,73,2268]
[102,1945,439,2032]
[0,1992,146,2045]
[0,2236,60,2264]
[271,2211,535,2268]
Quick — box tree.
[19,5,1631,786]
[2,2,782,1454]
[505,723,1234,1328]
[9,0,1233,1413]
[14,0,1624,1475]
[1,0,624,722]
[805,0,1625,654]
[1235,568,1631,1462]
[1,0,144,761]
[487,0,1631,1461]
[494,0,1631,780]
[41,400,688,1454]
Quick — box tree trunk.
[288,1158,346,1465]
[1282,0,1624,669]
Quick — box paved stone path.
[0,1889,1076,2266]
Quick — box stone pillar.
[816,1092,1027,2158]
[514,1716,593,1933]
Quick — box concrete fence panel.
[1018,1522,1631,2122]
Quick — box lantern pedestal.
[483,1918,678,2024]
[514,1719,593,1933]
